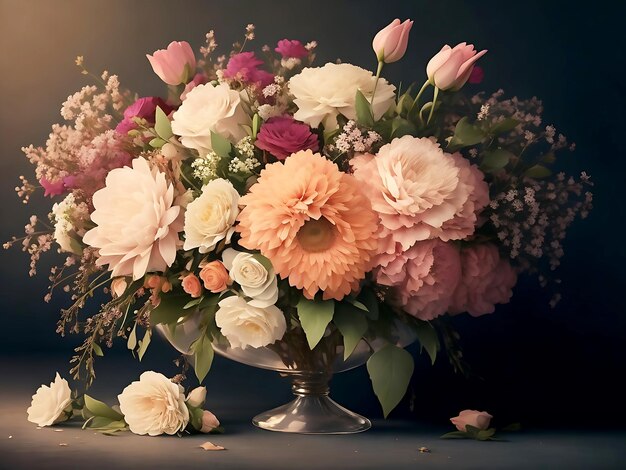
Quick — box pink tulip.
[372,19,413,63]
[426,42,487,91]
[450,410,493,432]
[146,41,196,86]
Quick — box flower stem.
[427,87,440,125]
[370,61,384,106]
[409,80,431,118]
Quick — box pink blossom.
[468,65,484,84]
[372,19,413,63]
[375,239,461,321]
[147,41,196,86]
[450,410,493,432]
[180,73,207,101]
[449,244,517,316]
[39,177,66,197]
[426,42,487,91]
[115,97,173,134]
[275,39,308,59]
[224,52,274,89]
[255,116,319,160]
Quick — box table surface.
[2,353,625,470]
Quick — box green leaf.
[192,335,214,383]
[490,118,519,135]
[149,137,166,148]
[323,127,340,145]
[449,117,486,149]
[211,132,232,160]
[481,149,513,171]
[414,321,439,365]
[252,113,261,139]
[524,164,552,178]
[150,294,189,325]
[358,289,379,320]
[477,428,497,441]
[296,297,335,350]
[334,302,369,360]
[188,404,204,431]
[184,296,204,309]
[154,106,173,140]
[127,323,137,351]
[391,118,417,138]
[366,344,414,417]
[92,342,104,357]
[137,329,151,361]
[84,395,124,421]
[252,253,274,274]
[440,431,470,439]
[355,89,374,127]
[347,298,368,313]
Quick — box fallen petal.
[200,441,225,451]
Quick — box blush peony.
[237,150,379,300]
[82,158,183,280]
[288,63,396,129]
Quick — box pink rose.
[115,97,173,134]
[147,41,196,86]
[275,39,308,59]
[224,52,274,89]
[39,177,66,197]
[199,261,230,293]
[200,410,220,433]
[372,18,413,63]
[255,116,319,160]
[468,65,484,85]
[450,410,493,432]
[181,273,203,298]
[426,42,487,91]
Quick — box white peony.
[118,371,189,436]
[27,373,72,427]
[183,179,240,253]
[222,248,278,308]
[171,83,250,156]
[215,296,286,349]
[82,158,183,280]
[288,62,396,129]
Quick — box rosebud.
[450,410,493,432]
[372,19,413,63]
[110,278,128,298]
[147,41,196,86]
[186,386,207,408]
[426,42,487,91]
[200,410,220,433]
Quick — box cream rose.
[288,62,396,129]
[215,296,286,349]
[186,386,207,408]
[27,373,72,427]
[118,371,189,436]
[171,83,250,156]
[183,179,240,253]
[222,248,278,308]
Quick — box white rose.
[186,386,207,408]
[222,248,278,308]
[288,62,396,129]
[171,83,250,156]
[215,296,286,349]
[118,371,189,436]
[183,179,240,253]
[27,373,72,427]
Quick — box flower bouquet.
[9,19,592,435]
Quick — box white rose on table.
[222,248,278,308]
[215,296,286,349]
[27,373,72,427]
[171,82,250,156]
[118,371,189,436]
[183,179,240,253]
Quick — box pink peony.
[449,244,517,317]
[375,239,461,321]
[224,52,274,89]
[116,97,173,134]
[39,177,66,197]
[255,116,319,160]
[82,157,183,280]
[275,39,308,59]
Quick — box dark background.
[0,0,624,429]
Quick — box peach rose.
[181,273,203,298]
[200,261,230,293]
[450,410,493,432]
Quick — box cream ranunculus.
[215,296,286,349]
[171,83,250,156]
[118,371,189,436]
[183,179,240,253]
[222,248,278,308]
[288,62,396,129]
[27,373,72,427]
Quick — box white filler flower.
[27,373,72,427]
[222,248,278,307]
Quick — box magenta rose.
[116,97,173,134]
[224,52,274,89]
[275,39,308,59]
[255,117,319,160]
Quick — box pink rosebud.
[255,116,319,160]
[181,273,203,298]
[39,177,66,197]
[426,42,487,91]
[468,65,484,85]
[147,41,196,86]
[450,410,493,432]
[223,52,274,89]
[372,18,413,63]
[200,410,220,433]
[275,39,308,59]
[115,97,173,134]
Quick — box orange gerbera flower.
[237,150,378,300]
